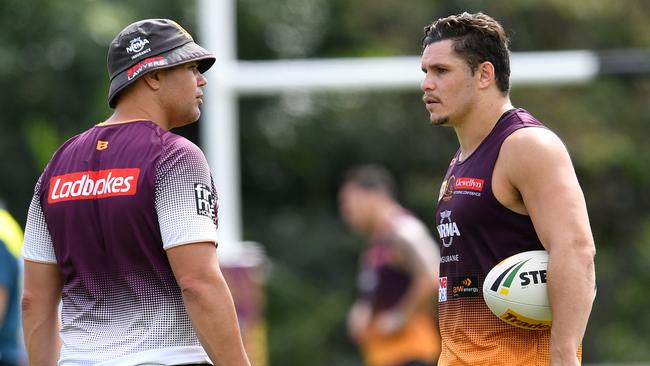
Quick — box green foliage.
[23,117,62,170]
[1,0,650,364]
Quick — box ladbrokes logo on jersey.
[48,168,140,203]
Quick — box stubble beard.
[431,115,449,126]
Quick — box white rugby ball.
[483,250,551,330]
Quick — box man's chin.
[430,115,449,126]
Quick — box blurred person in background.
[0,201,25,366]
[420,12,596,365]
[21,19,249,366]
[339,165,441,366]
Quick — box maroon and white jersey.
[23,120,218,365]
[434,109,559,365]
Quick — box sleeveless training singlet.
[434,108,573,365]
[23,120,217,365]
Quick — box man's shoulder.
[160,133,205,159]
[155,133,210,178]
[508,108,544,125]
[502,126,566,158]
[392,212,427,235]
[391,212,436,246]
[499,108,561,156]
[498,122,574,188]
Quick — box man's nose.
[420,73,434,92]
[197,72,208,87]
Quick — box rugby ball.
[483,250,551,330]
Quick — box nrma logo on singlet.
[437,210,460,248]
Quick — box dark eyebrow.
[423,62,453,71]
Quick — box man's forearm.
[547,242,595,363]
[181,273,250,366]
[22,296,61,366]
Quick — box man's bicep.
[23,260,62,302]
[508,129,592,251]
[166,242,221,283]
[394,219,439,277]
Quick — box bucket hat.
[107,19,215,108]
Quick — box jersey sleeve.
[23,178,57,263]
[155,138,218,250]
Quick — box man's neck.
[454,96,513,161]
[105,102,170,130]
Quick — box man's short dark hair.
[422,12,511,94]
[342,164,396,197]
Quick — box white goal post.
[197,0,599,263]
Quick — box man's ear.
[476,61,496,90]
[141,69,164,91]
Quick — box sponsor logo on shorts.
[452,276,480,298]
[194,183,216,220]
[438,276,448,303]
[127,56,168,80]
[488,258,532,296]
[48,168,140,203]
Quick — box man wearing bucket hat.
[21,19,250,366]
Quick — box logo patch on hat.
[126,37,152,59]
[126,37,150,53]
[127,56,168,81]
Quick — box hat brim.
[108,41,216,108]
